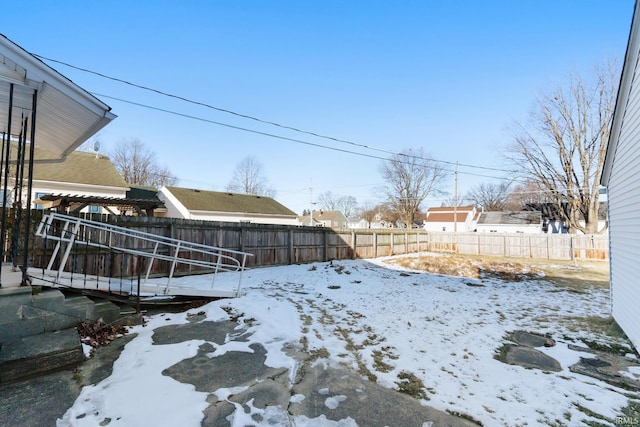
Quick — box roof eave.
[602,1,639,185]
[0,34,116,156]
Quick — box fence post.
[374,232,378,258]
[323,228,328,262]
[503,234,507,257]
[288,228,294,265]
[351,231,357,259]
[239,223,245,253]
[547,234,550,259]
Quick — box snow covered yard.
[60,253,640,426]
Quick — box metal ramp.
[27,213,253,299]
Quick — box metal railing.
[30,213,253,298]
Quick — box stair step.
[0,287,32,324]
[62,295,95,320]
[93,300,122,324]
[0,316,46,343]
[29,289,65,311]
[0,328,84,384]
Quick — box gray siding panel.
[608,43,640,348]
[607,47,640,350]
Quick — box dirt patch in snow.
[388,253,609,288]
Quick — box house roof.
[1,34,115,157]
[165,186,296,216]
[476,211,542,226]
[297,215,323,226]
[30,148,128,188]
[602,1,639,185]
[424,212,472,223]
[314,210,347,222]
[427,206,475,213]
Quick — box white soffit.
[0,34,116,157]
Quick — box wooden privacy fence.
[25,214,608,278]
[426,232,609,261]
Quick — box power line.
[93,92,516,183]
[37,54,516,175]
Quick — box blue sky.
[3,1,635,215]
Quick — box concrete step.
[0,287,32,324]
[29,289,65,312]
[60,295,95,321]
[0,328,84,385]
[0,285,126,345]
[0,315,46,343]
[93,299,122,324]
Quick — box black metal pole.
[22,90,38,285]
[136,255,141,314]
[0,132,4,288]
[0,84,14,287]
[11,115,27,270]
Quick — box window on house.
[88,205,102,214]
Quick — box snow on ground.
[59,254,637,426]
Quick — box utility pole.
[453,161,458,232]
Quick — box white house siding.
[424,221,468,232]
[189,211,298,225]
[32,181,128,200]
[476,224,541,234]
[602,0,640,350]
[158,187,192,219]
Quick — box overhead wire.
[37,54,517,175]
[93,92,519,184]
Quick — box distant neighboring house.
[601,0,640,351]
[299,210,348,228]
[348,217,370,229]
[524,202,608,234]
[28,148,129,214]
[423,206,477,232]
[159,186,298,225]
[298,214,323,227]
[347,212,395,229]
[475,211,542,234]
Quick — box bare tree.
[318,191,339,211]
[507,61,617,233]
[379,148,448,228]
[440,195,465,207]
[318,192,358,217]
[505,180,552,211]
[226,156,276,197]
[337,195,358,218]
[465,181,512,211]
[110,138,177,188]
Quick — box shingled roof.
[476,211,542,225]
[29,147,128,188]
[165,187,296,216]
